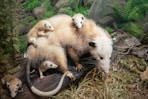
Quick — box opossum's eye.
[16,84,19,87]
[72,18,74,21]
[100,56,104,60]
[82,17,84,20]
[89,42,96,48]
[48,26,51,29]
[15,91,17,93]
[50,64,53,67]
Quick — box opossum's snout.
[11,91,17,98]
[89,41,112,73]
[97,57,111,73]
[73,17,84,29]
[7,82,22,97]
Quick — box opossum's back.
[47,14,74,32]
[27,37,64,59]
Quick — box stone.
[55,0,70,8]
[33,6,46,19]
[88,0,126,26]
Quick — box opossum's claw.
[40,75,45,79]
[76,64,83,72]
[66,71,76,81]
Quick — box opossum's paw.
[40,75,45,79]
[29,38,37,48]
[23,53,28,58]
[76,64,83,72]
[66,71,76,81]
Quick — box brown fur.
[1,75,22,97]
[38,60,58,78]
[26,34,75,80]
[27,20,54,47]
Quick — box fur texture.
[26,14,113,97]
[1,75,23,97]
[27,20,54,47]
[26,35,75,80]
[46,14,113,73]
[72,13,85,29]
[38,60,58,78]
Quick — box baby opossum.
[1,74,23,97]
[38,60,58,78]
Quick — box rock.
[57,7,72,14]
[18,0,26,3]
[125,36,141,47]
[131,46,148,61]
[55,0,70,8]
[33,5,46,19]
[83,0,94,7]
[88,0,126,26]
[113,34,148,60]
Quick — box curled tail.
[26,59,67,97]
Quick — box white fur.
[42,60,58,69]
[44,20,54,31]
[72,13,84,29]
[89,27,113,73]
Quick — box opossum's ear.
[72,18,74,21]
[89,42,96,48]
[82,16,84,20]
[6,82,10,88]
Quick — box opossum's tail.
[26,59,67,97]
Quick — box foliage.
[65,0,90,16]
[23,0,41,11]
[0,0,22,75]
[105,26,114,33]
[0,0,20,55]
[15,35,27,53]
[107,0,148,38]
[42,0,56,18]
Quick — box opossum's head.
[72,13,84,29]
[89,31,113,73]
[42,20,54,31]
[43,60,58,69]
[6,79,22,97]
